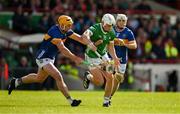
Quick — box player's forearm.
[75,38,87,45]
[71,35,89,45]
[108,43,118,60]
[82,29,95,45]
[125,43,137,49]
[57,43,77,60]
[60,47,76,60]
[69,33,87,45]
[81,34,92,45]
[109,50,118,60]
[81,34,97,51]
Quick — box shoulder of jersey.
[93,23,100,27]
[48,25,58,31]
[126,27,132,32]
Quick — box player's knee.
[52,72,63,81]
[106,73,114,82]
[30,73,37,77]
[94,80,104,86]
[114,73,124,83]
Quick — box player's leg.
[8,58,54,95]
[111,72,124,96]
[21,69,48,84]
[111,64,126,96]
[8,68,48,95]
[102,71,114,107]
[90,68,105,86]
[83,55,105,89]
[83,67,113,107]
[43,62,70,97]
[83,67,104,89]
[42,62,81,106]
[103,72,114,97]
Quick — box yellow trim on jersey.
[114,38,119,45]
[44,34,51,40]
[114,38,129,44]
[123,39,129,44]
[51,38,66,45]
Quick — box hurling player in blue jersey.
[112,14,137,96]
[8,15,97,107]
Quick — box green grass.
[0,91,180,114]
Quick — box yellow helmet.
[58,15,73,28]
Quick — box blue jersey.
[36,25,73,59]
[113,27,135,64]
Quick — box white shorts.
[36,58,55,68]
[117,63,127,74]
[85,53,110,69]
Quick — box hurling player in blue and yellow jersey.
[8,15,97,107]
[112,14,137,97]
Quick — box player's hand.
[113,58,120,75]
[114,58,120,70]
[119,39,125,46]
[114,38,125,46]
[94,39,103,46]
[87,43,97,52]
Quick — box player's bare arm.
[54,39,83,64]
[124,40,137,49]
[114,38,137,49]
[108,41,120,66]
[69,32,97,51]
[82,29,95,42]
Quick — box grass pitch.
[0,91,180,114]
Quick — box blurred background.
[0,0,180,92]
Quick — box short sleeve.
[66,29,74,36]
[47,26,59,38]
[127,30,135,41]
[109,30,116,41]
[88,26,96,34]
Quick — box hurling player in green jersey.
[82,14,120,107]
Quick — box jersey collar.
[57,25,66,34]
[115,26,126,32]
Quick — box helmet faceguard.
[102,13,115,26]
[116,14,128,28]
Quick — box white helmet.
[116,14,128,26]
[116,14,128,21]
[102,13,115,26]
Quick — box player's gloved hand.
[116,39,125,46]
[87,42,97,52]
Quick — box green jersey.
[86,23,116,58]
